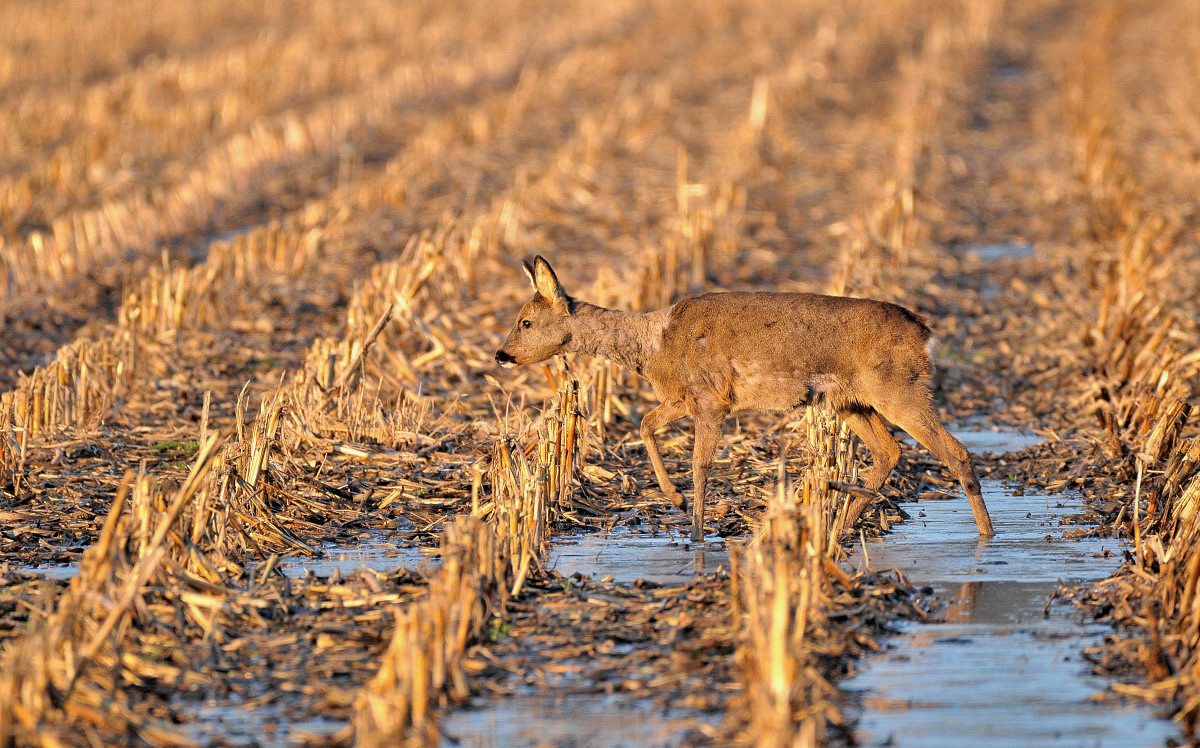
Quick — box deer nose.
[495,349,515,365]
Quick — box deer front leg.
[640,402,688,510]
[690,409,725,542]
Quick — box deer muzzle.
[494,349,517,368]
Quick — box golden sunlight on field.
[1,0,1199,745]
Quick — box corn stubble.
[1033,7,1200,735]
[729,413,854,747]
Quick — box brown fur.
[497,256,995,541]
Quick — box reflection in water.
[944,581,981,623]
[847,480,1178,746]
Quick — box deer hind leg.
[839,406,901,491]
[873,387,996,537]
[689,408,725,543]
[640,402,688,510]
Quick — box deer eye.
[520,319,532,329]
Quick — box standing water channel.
[846,431,1178,747]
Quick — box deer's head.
[495,256,574,368]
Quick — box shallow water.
[548,528,727,585]
[276,531,431,579]
[440,692,716,747]
[12,562,79,580]
[183,697,343,747]
[949,428,1044,456]
[9,530,431,582]
[845,477,1178,747]
[964,242,1036,262]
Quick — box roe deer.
[496,256,995,542]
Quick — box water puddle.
[12,563,79,580]
[845,481,1178,746]
[11,528,429,585]
[548,528,727,585]
[276,531,431,579]
[183,697,343,747]
[440,692,716,747]
[949,428,1043,456]
[5,531,431,582]
[964,242,1035,262]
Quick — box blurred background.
[2,0,1197,310]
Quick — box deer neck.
[565,302,669,376]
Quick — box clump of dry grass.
[730,482,836,746]
[0,410,15,492]
[204,388,318,559]
[0,336,132,439]
[534,376,585,515]
[482,374,584,585]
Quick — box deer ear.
[532,256,570,312]
[522,259,537,289]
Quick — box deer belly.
[731,372,826,414]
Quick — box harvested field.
[1,0,1198,745]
